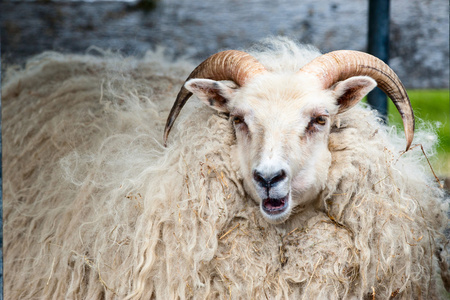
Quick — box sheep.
[2,37,448,299]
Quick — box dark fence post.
[367,0,390,122]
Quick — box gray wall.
[1,0,448,88]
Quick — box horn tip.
[404,115,415,152]
[405,142,411,152]
[163,127,170,148]
[404,129,414,152]
[163,136,169,148]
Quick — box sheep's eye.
[233,116,244,125]
[306,114,328,133]
[231,115,249,135]
[315,115,327,125]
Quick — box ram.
[3,38,448,299]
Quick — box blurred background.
[1,0,449,169]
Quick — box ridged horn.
[163,50,267,146]
[299,50,415,151]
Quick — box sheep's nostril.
[270,170,286,185]
[253,170,269,188]
[253,169,287,188]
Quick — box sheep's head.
[164,50,414,224]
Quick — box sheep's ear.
[333,76,377,114]
[185,79,237,113]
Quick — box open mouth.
[262,194,289,215]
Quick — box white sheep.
[3,38,448,299]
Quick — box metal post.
[367,0,390,122]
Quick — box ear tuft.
[333,76,377,113]
[185,79,236,113]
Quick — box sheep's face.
[186,73,376,224]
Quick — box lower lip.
[261,194,289,215]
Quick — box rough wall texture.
[1,0,448,88]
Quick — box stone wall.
[1,0,449,88]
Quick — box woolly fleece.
[3,39,449,299]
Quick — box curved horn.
[299,50,415,151]
[163,50,266,146]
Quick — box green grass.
[387,89,450,176]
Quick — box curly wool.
[3,40,449,299]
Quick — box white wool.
[3,38,448,299]
[246,36,322,73]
